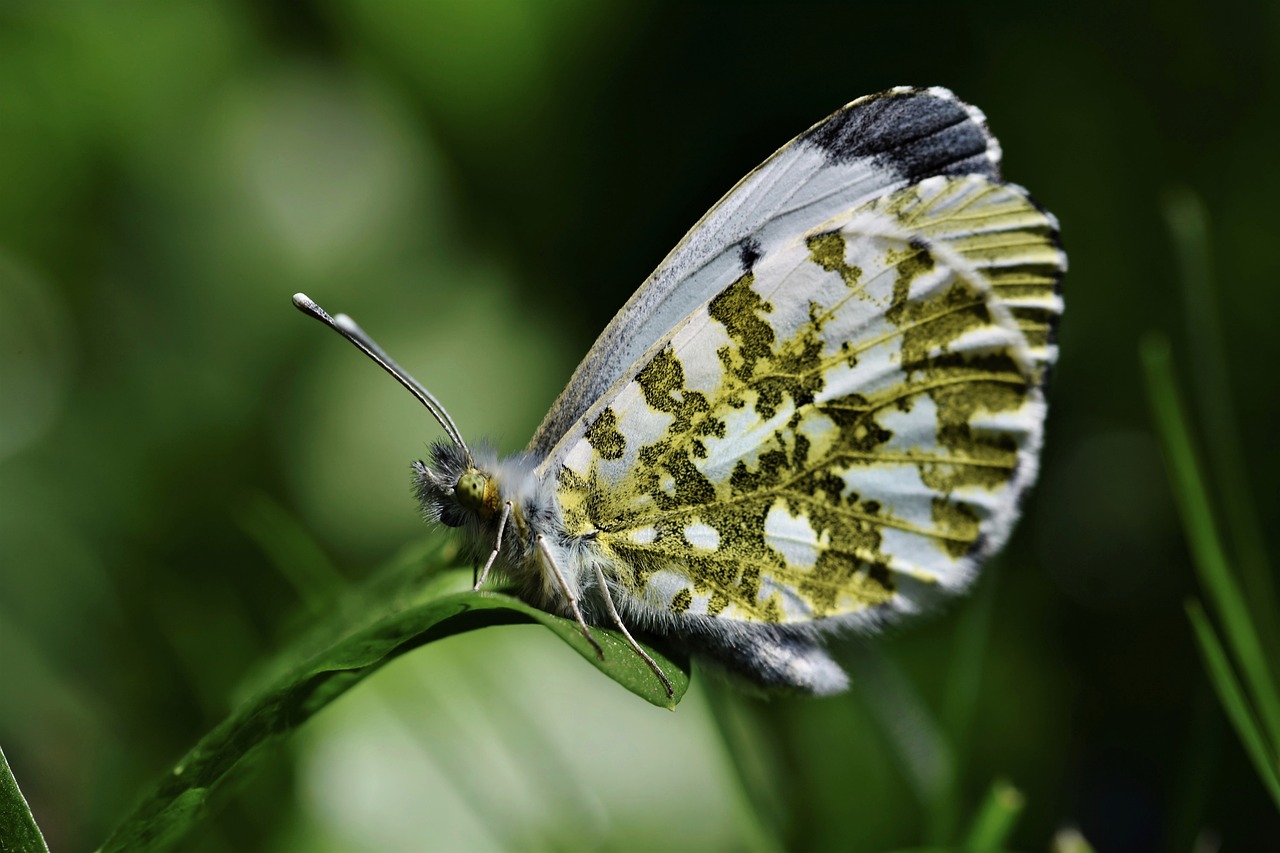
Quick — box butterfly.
[294,86,1064,697]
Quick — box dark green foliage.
[1142,195,1280,811]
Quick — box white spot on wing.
[796,409,837,458]
[563,440,593,477]
[759,575,814,620]
[837,462,935,529]
[764,499,825,569]
[684,590,711,616]
[683,521,719,550]
[699,390,795,483]
[880,525,966,588]
[836,461,968,587]
[878,394,940,453]
[817,336,904,402]
[630,526,657,545]
[643,569,689,607]
[669,313,730,396]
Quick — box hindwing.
[555,173,1063,626]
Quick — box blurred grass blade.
[941,567,997,749]
[850,649,954,814]
[962,778,1024,851]
[0,746,50,853]
[399,663,613,850]
[700,683,788,851]
[1051,826,1098,853]
[1141,334,1280,757]
[1163,189,1280,658]
[235,493,348,615]
[1186,598,1280,808]
[100,550,688,852]
[934,568,999,842]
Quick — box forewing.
[530,87,1002,464]
[554,174,1064,628]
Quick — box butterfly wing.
[550,168,1063,631]
[529,86,1004,464]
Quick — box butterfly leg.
[473,501,512,592]
[536,534,604,659]
[593,565,674,697]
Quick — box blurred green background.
[3,1,1279,850]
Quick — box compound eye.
[455,471,488,513]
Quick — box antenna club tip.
[292,292,315,309]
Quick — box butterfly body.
[297,86,1064,698]
[414,443,558,606]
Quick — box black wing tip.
[801,86,1002,184]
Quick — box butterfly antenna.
[292,293,472,458]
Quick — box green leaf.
[100,547,689,852]
[1185,598,1280,809]
[0,746,50,853]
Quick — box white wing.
[529,86,1003,467]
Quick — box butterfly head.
[413,439,501,528]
